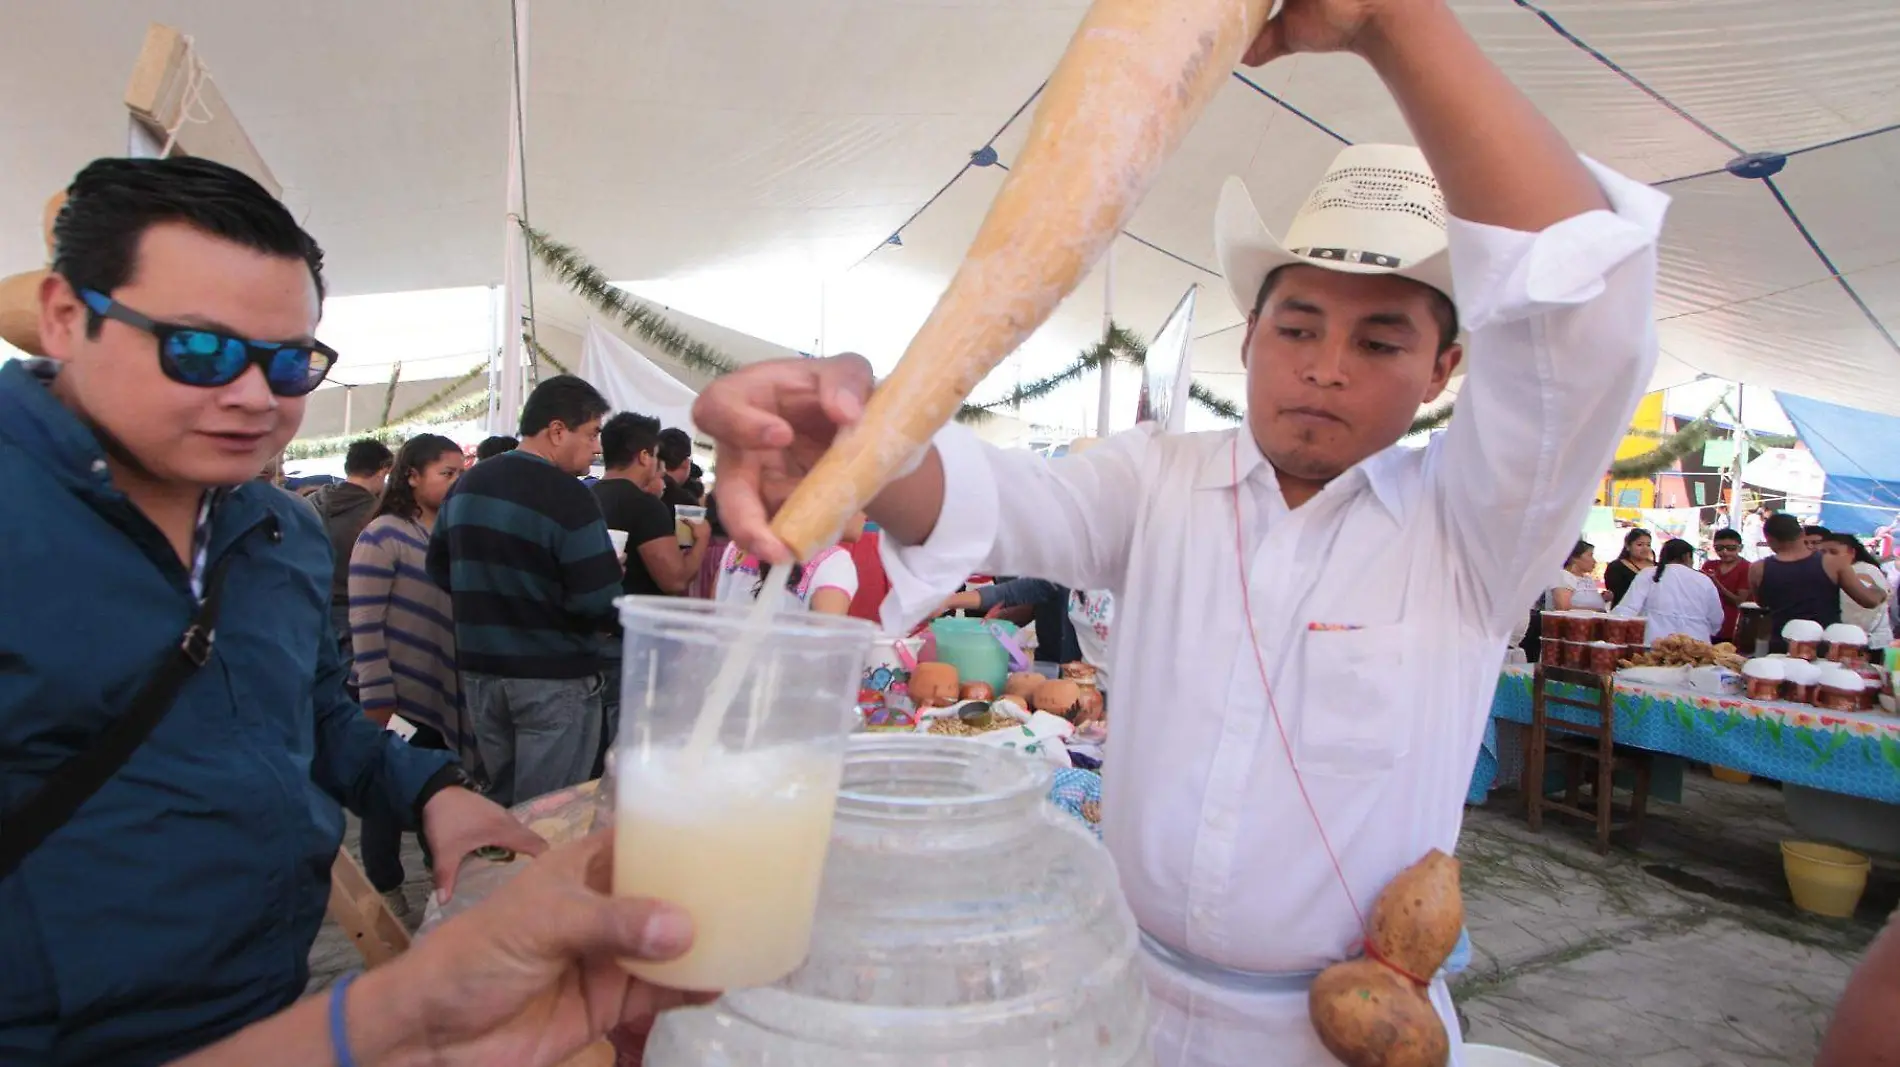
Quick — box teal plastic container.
[927,617,1018,694]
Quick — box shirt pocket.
[1295,624,1412,778]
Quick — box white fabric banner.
[1136,286,1198,433]
[579,320,698,434]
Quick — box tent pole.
[1729,383,1748,534]
[1096,242,1115,435]
[494,0,531,433]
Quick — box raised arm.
[1832,555,1885,610]
[1613,572,1653,620]
[1248,2,1669,630]
[870,425,1153,628]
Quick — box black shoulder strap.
[0,551,239,881]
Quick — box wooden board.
[326,848,410,969]
[122,23,282,197]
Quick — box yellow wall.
[1605,392,1665,518]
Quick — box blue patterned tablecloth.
[1468,666,1900,805]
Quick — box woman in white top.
[1822,533,1893,648]
[1613,537,1725,645]
[716,513,863,614]
[1548,540,1607,612]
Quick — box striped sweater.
[348,516,470,761]
[425,450,622,678]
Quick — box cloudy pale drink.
[614,744,843,991]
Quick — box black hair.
[683,479,706,505]
[372,434,462,522]
[475,434,518,461]
[601,411,662,470]
[1712,527,1743,544]
[1654,537,1695,583]
[705,492,726,539]
[53,157,325,338]
[657,427,693,470]
[751,561,806,601]
[1804,524,1831,539]
[1823,532,1881,569]
[518,375,610,437]
[1253,264,1460,354]
[688,461,703,481]
[343,438,394,477]
[1765,513,1805,545]
[1563,539,1594,569]
[1617,527,1651,562]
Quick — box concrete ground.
[309,770,1896,1066]
[1452,771,1895,1066]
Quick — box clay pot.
[1004,671,1046,701]
[1074,688,1105,724]
[1032,679,1081,716]
[909,662,961,708]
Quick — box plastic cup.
[674,504,708,546]
[607,529,631,558]
[611,597,872,992]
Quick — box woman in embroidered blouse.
[1547,539,1606,612]
[715,512,864,615]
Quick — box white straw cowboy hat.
[1215,144,1454,320]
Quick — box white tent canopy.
[5,1,1898,421]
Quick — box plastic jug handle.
[987,623,1031,671]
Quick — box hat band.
[1294,246,1403,269]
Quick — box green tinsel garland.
[285,388,494,461]
[519,224,991,423]
[377,362,402,427]
[1189,382,1243,422]
[388,363,488,426]
[524,332,570,376]
[1409,403,1454,437]
[522,225,739,379]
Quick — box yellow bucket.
[1710,765,1751,784]
[1780,840,1871,918]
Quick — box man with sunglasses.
[0,156,541,1065]
[1700,527,1751,643]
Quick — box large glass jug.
[643,734,1151,1066]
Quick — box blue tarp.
[1775,393,1900,535]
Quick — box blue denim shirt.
[0,360,454,1065]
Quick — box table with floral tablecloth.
[1468,665,1900,805]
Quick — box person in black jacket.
[307,437,392,674]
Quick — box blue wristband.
[329,971,359,1067]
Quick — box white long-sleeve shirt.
[879,159,1666,1067]
[1613,563,1726,645]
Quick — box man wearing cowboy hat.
[694,0,1667,1062]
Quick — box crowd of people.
[1529,516,1897,654]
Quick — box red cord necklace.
[1229,436,1429,987]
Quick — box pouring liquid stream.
[683,566,790,762]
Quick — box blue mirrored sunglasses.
[78,288,337,397]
